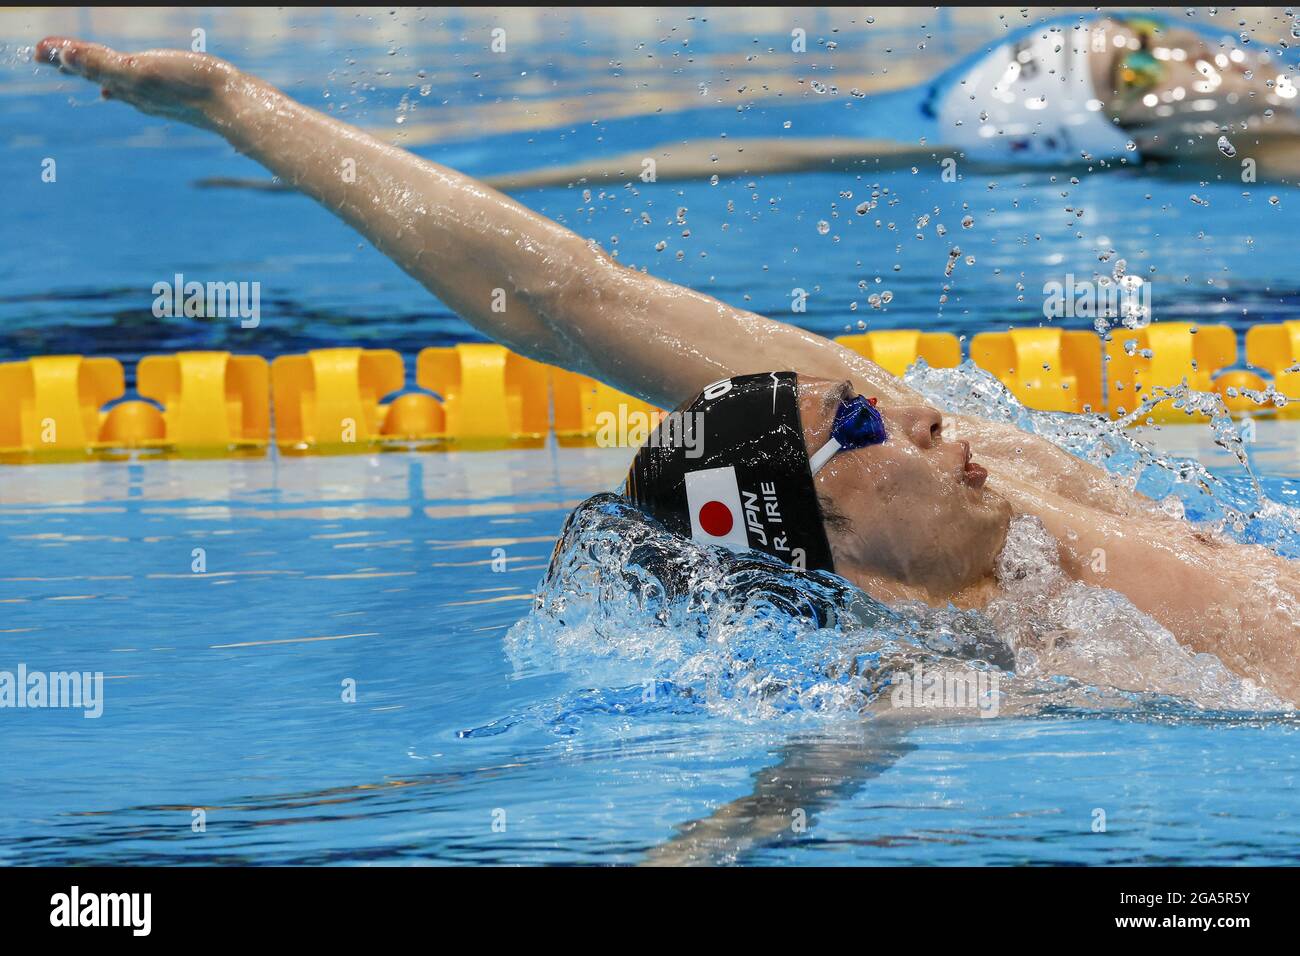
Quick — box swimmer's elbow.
[521,235,631,329]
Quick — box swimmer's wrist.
[205,69,252,120]
[203,71,285,134]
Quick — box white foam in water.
[492,363,1297,734]
[989,513,1286,711]
[906,359,1300,544]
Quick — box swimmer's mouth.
[957,441,988,489]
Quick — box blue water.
[1,8,1298,865]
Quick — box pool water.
[2,443,1297,865]
[2,8,1298,865]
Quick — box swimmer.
[490,14,1300,187]
[33,37,1300,703]
[195,14,1300,194]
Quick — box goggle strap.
[808,437,841,476]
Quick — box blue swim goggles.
[808,393,887,475]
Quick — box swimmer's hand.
[34,37,237,130]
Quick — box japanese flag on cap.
[684,465,749,552]
[624,371,836,573]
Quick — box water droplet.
[1217,135,1236,157]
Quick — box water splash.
[461,364,1298,738]
[905,359,1299,553]
[494,494,1025,729]
[987,513,1285,711]
[473,500,1289,739]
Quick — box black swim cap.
[623,371,835,572]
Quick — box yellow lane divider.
[1105,322,1238,423]
[551,366,662,445]
[134,351,269,449]
[2,323,1298,462]
[1,355,124,455]
[836,330,960,377]
[415,344,549,443]
[1245,320,1300,419]
[972,328,1103,414]
[272,347,403,450]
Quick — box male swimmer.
[198,14,1300,193]
[33,37,1300,703]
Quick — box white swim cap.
[937,24,1132,163]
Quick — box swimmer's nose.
[896,405,944,449]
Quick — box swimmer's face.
[798,377,1011,596]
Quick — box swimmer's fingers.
[35,37,235,124]
[35,36,122,84]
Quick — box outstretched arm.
[33,38,1158,518]
[34,37,920,411]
